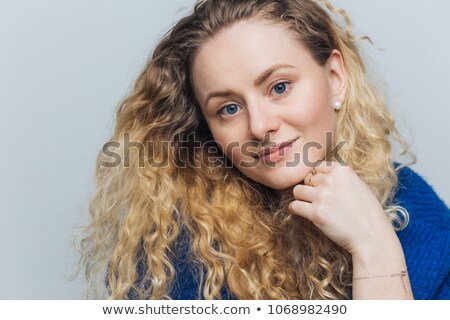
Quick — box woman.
[78,0,450,299]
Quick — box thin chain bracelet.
[353,268,408,295]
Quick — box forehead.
[191,19,314,95]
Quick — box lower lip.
[259,139,297,164]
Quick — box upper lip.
[255,138,297,158]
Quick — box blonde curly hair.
[75,0,415,300]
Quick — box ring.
[308,168,317,187]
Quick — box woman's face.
[191,19,347,190]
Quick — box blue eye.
[273,82,288,95]
[219,103,240,116]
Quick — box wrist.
[351,236,406,276]
[350,215,401,257]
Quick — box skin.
[192,19,344,191]
[191,18,413,299]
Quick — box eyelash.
[217,80,292,117]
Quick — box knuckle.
[331,178,339,189]
[318,188,331,201]
[322,175,332,187]
[323,175,336,190]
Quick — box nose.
[247,99,281,142]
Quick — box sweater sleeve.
[394,164,450,300]
[433,272,450,299]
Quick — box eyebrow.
[204,63,295,107]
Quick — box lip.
[255,137,298,162]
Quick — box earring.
[333,101,342,110]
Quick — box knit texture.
[392,165,450,299]
[130,165,450,300]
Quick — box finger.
[292,184,318,203]
[303,169,326,187]
[288,200,314,221]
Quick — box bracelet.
[353,268,408,295]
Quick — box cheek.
[210,130,242,160]
[292,80,335,129]
[301,108,336,146]
[288,90,336,150]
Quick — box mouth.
[254,137,298,163]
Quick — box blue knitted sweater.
[131,165,450,300]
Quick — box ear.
[327,49,347,103]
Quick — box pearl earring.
[333,101,342,110]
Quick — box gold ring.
[307,168,317,187]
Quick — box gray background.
[0,0,448,299]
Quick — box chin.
[260,169,305,191]
[269,181,298,192]
[238,159,310,191]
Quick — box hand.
[288,161,398,256]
